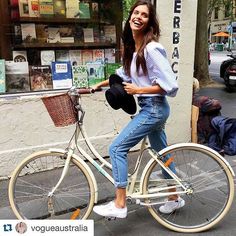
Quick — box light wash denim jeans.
[109,96,176,188]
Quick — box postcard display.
[0,0,122,94]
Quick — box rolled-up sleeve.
[146,43,178,97]
[116,66,132,82]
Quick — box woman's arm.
[92,79,109,90]
[146,42,178,97]
[122,82,165,95]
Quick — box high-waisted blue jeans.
[109,96,176,188]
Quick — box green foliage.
[209,0,233,9]
[123,0,136,21]
[208,0,235,20]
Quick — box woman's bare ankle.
[115,200,126,208]
[168,195,178,201]
[115,188,126,208]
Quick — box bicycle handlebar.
[68,87,102,124]
[77,88,93,94]
[80,88,102,94]
[69,87,102,96]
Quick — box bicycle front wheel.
[142,143,234,233]
[9,150,96,220]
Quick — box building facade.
[210,1,236,48]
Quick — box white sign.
[171,0,182,80]
[156,0,198,143]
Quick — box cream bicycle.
[8,88,235,233]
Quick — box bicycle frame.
[47,90,235,207]
[50,121,188,206]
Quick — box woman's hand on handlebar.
[69,79,109,95]
[91,79,109,91]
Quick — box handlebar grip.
[92,87,102,92]
[77,88,92,94]
[73,87,102,94]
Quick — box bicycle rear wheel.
[9,150,95,220]
[142,143,234,233]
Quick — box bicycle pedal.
[105,216,116,221]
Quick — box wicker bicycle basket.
[42,93,77,127]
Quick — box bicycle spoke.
[142,144,234,233]
[10,152,95,219]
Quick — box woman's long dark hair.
[122,0,160,76]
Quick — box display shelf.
[0,0,123,95]
[15,17,114,25]
[13,42,117,49]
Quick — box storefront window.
[0,0,123,96]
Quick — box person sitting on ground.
[192,78,222,144]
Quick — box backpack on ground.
[208,116,236,156]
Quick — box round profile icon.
[15,222,27,234]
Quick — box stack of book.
[65,0,79,18]
[21,23,37,43]
[51,61,72,89]
[86,61,105,86]
[53,0,66,17]
[5,61,30,93]
[55,50,70,62]
[47,26,60,43]
[40,50,55,65]
[39,0,54,17]
[10,0,20,20]
[72,65,89,88]
[59,25,75,43]
[103,25,116,43]
[28,0,40,17]
[13,51,28,62]
[29,65,53,91]
[69,50,82,66]
[79,2,90,19]
[83,28,94,43]
[1,54,120,93]
[17,0,93,19]
[0,60,6,93]
[39,48,115,67]
[18,0,30,17]
[36,24,49,43]
[17,23,116,45]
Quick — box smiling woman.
[129,4,150,49]
[92,0,180,219]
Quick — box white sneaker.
[93,201,127,218]
[159,197,185,214]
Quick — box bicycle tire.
[142,143,234,233]
[9,150,96,220]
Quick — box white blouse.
[116,42,178,97]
